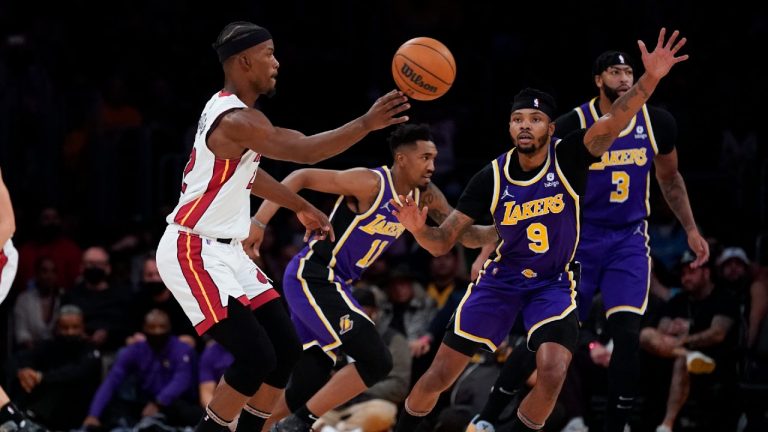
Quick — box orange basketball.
[392,37,456,101]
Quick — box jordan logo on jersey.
[358,214,406,238]
[380,201,393,212]
[339,314,354,335]
[501,185,515,200]
[501,194,565,226]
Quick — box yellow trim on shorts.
[453,273,498,352]
[605,220,651,318]
[526,266,578,341]
[296,257,342,353]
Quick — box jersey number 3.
[610,171,630,203]
[527,223,549,254]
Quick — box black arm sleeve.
[647,106,677,155]
[553,110,583,138]
[455,164,495,221]
[554,129,599,195]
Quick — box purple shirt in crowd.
[88,336,196,417]
[198,341,233,384]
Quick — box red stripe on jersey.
[0,249,7,287]
[173,157,242,228]
[249,289,280,310]
[176,233,226,335]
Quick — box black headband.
[592,50,633,75]
[510,88,557,120]
[213,27,272,63]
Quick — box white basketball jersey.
[167,91,261,240]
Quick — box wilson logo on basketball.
[400,64,438,94]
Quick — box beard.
[516,134,549,154]
[603,85,621,103]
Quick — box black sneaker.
[269,414,313,432]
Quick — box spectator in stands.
[13,257,62,349]
[640,251,740,432]
[16,207,82,291]
[64,246,130,351]
[82,309,200,429]
[128,254,197,347]
[13,305,100,430]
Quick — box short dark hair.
[387,123,433,156]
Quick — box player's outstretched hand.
[361,90,410,131]
[390,194,427,233]
[638,28,689,81]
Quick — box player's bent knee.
[353,343,393,387]
[528,310,579,354]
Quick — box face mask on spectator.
[142,281,167,296]
[146,333,170,351]
[83,267,107,284]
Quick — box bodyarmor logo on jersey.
[544,172,560,188]
[501,194,565,226]
[339,314,354,335]
[521,269,538,278]
[196,113,207,137]
[634,125,648,139]
[589,147,648,170]
[501,185,515,201]
[358,214,406,237]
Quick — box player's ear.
[549,120,556,137]
[594,74,602,89]
[239,53,251,70]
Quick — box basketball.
[391,37,456,101]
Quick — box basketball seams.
[404,42,456,75]
[396,53,453,86]
[391,62,435,97]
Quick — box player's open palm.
[361,89,410,130]
[390,195,427,233]
[296,203,335,243]
[638,28,689,81]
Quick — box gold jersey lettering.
[501,194,565,225]
[358,214,406,237]
[590,147,648,170]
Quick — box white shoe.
[686,351,716,374]
[561,416,588,432]
[466,415,496,432]
[655,425,672,432]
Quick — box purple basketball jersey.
[304,166,418,283]
[489,139,580,282]
[575,98,658,227]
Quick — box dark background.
[0,0,766,258]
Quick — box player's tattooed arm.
[420,183,498,249]
[655,148,709,267]
[585,28,688,157]
[391,193,475,256]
